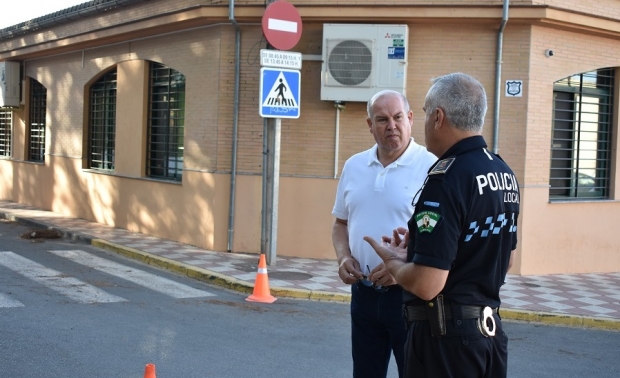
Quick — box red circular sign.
[261,1,303,51]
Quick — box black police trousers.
[403,312,508,378]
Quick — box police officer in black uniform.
[364,72,520,378]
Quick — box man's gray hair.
[424,73,487,132]
[367,90,411,119]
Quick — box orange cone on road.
[144,363,156,378]
[246,254,277,303]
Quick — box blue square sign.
[259,67,301,119]
[387,47,405,59]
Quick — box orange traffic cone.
[246,254,277,303]
[144,363,156,378]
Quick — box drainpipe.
[493,0,509,154]
[227,0,241,251]
[334,101,345,178]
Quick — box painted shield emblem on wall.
[506,81,522,97]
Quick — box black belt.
[403,304,498,321]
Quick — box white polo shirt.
[332,138,437,272]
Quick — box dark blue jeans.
[351,282,406,378]
[403,312,508,378]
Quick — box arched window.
[549,69,614,200]
[147,62,185,181]
[89,69,117,170]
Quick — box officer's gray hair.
[424,73,487,132]
[367,90,411,119]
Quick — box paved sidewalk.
[1,200,619,330]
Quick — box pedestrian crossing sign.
[259,67,301,119]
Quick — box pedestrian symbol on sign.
[259,67,301,119]
[262,72,298,108]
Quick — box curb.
[92,240,620,330]
[92,239,257,295]
[92,239,351,303]
[499,308,620,331]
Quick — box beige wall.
[1,153,232,252]
[2,1,620,274]
[114,60,148,176]
[520,188,620,274]
[515,25,620,274]
[232,175,338,259]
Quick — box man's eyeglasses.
[359,265,389,293]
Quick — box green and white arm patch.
[415,211,441,233]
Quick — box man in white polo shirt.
[332,90,436,378]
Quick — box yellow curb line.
[92,239,620,330]
[500,308,620,331]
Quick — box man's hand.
[367,263,397,287]
[332,218,363,285]
[338,256,363,284]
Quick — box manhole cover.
[522,282,541,288]
[232,261,259,273]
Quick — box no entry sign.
[261,1,303,51]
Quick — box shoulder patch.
[415,211,441,233]
[429,157,455,175]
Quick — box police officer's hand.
[364,236,405,262]
[363,235,407,283]
[381,227,409,253]
[338,256,363,284]
[375,228,409,261]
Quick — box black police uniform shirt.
[403,136,520,308]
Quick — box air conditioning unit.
[321,24,408,102]
[0,61,20,108]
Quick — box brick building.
[1,0,619,275]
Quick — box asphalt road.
[0,219,618,377]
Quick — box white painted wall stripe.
[0,292,24,308]
[268,18,297,33]
[0,252,126,304]
[49,250,215,299]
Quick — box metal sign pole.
[260,117,269,258]
[260,0,302,266]
[267,118,281,265]
[262,0,276,265]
